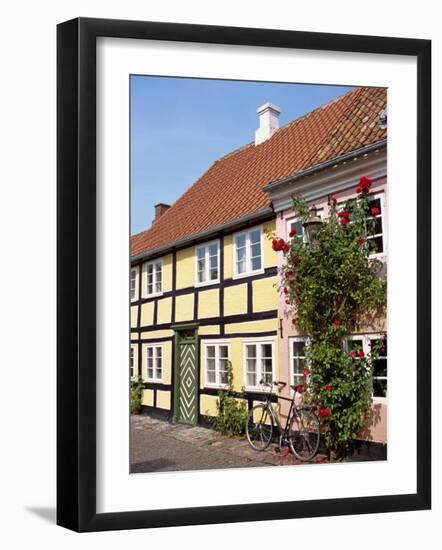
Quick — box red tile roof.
[131,87,386,257]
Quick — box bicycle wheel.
[288,407,320,461]
[246,404,273,451]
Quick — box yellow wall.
[224,318,278,334]
[198,288,219,319]
[200,394,219,416]
[224,283,247,316]
[140,329,173,340]
[140,302,154,326]
[263,220,277,269]
[176,247,194,289]
[198,325,220,335]
[130,305,138,328]
[252,276,278,312]
[157,297,172,324]
[223,234,233,280]
[142,389,154,407]
[156,390,171,410]
[175,293,194,323]
[162,254,173,292]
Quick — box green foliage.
[278,187,387,459]
[212,363,248,436]
[130,378,144,415]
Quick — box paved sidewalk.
[130,414,326,473]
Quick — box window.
[369,336,387,398]
[345,334,387,399]
[146,260,162,296]
[291,338,308,386]
[244,342,274,388]
[130,347,135,380]
[130,268,137,300]
[145,344,163,381]
[366,195,384,254]
[196,241,220,285]
[204,343,229,387]
[234,227,263,276]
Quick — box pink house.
[264,139,388,448]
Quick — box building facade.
[130,87,387,442]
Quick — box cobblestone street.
[130,414,327,473]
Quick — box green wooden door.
[174,328,199,425]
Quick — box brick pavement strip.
[129,414,326,473]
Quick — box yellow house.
[130,89,388,428]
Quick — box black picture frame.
[57,17,431,532]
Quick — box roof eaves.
[131,207,274,262]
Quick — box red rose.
[332,196,337,205]
[272,238,286,251]
[286,270,293,278]
[319,407,332,418]
[340,218,349,226]
[283,287,289,295]
[359,350,365,358]
[295,384,305,394]
[283,244,290,253]
[325,385,332,392]
[350,351,357,359]
[371,206,380,216]
[380,347,385,353]
[303,368,310,377]
[356,186,362,194]
[291,318,296,326]
[285,299,290,305]
[333,319,340,327]
[359,176,373,189]
[289,228,297,238]
[338,210,350,218]
[356,238,366,245]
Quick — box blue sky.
[130,77,353,235]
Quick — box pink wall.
[276,177,387,444]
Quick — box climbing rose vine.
[272,177,387,460]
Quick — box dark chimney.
[154,203,170,221]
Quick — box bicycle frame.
[260,389,299,444]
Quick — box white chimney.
[255,102,281,145]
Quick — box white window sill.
[145,291,164,299]
[205,383,229,390]
[195,279,220,288]
[145,378,164,384]
[233,268,264,280]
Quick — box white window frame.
[145,259,163,297]
[143,343,163,382]
[345,333,387,402]
[289,336,310,388]
[195,239,220,287]
[130,267,138,301]
[233,225,264,279]
[337,192,386,259]
[203,341,230,389]
[130,346,135,381]
[365,192,387,258]
[243,339,275,391]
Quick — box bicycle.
[245,379,320,461]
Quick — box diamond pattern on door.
[177,340,198,424]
